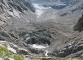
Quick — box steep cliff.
[0,0,35,51]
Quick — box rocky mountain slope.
[28,0,83,59]
[0,0,37,59]
[0,0,83,60]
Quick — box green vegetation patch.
[0,46,11,58]
[0,45,24,60]
[13,55,23,60]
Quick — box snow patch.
[0,58,3,60]
[26,37,30,40]
[7,45,17,54]
[45,50,48,56]
[7,9,20,18]
[13,9,20,18]
[19,48,28,52]
[31,44,46,49]
[9,43,18,48]
[0,41,6,43]
[32,3,51,18]
[7,10,14,17]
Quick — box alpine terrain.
[0,0,83,60]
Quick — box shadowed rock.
[74,14,83,32]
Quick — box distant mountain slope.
[31,0,83,14]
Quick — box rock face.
[24,29,51,45]
[0,0,37,57]
[0,0,35,13]
[74,14,83,32]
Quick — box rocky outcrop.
[23,29,51,45]
[0,0,35,13]
[74,14,83,32]
[48,32,83,58]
